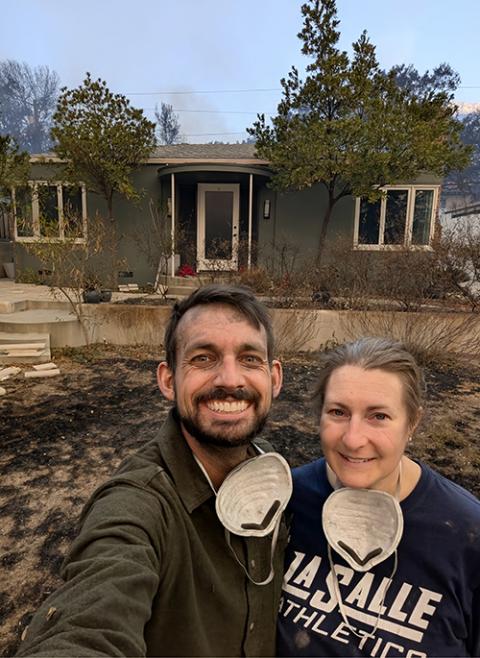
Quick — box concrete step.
[0,306,84,348]
[0,332,51,364]
[162,285,202,297]
[158,275,235,297]
[158,276,203,288]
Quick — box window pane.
[15,187,34,237]
[384,190,408,245]
[412,190,434,245]
[205,190,232,259]
[358,198,380,244]
[39,185,59,237]
[63,186,84,238]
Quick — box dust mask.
[195,451,292,586]
[322,487,403,572]
[322,481,404,639]
[216,452,292,537]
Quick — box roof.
[30,143,266,165]
[151,143,257,159]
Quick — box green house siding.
[12,145,442,283]
[15,163,162,285]
[256,184,355,268]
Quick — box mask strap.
[327,544,398,639]
[224,518,280,586]
[326,462,402,640]
[194,451,280,586]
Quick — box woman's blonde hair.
[312,337,425,427]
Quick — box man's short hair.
[164,283,274,370]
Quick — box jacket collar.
[158,409,262,514]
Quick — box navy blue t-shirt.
[277,459,480,657]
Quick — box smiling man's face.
[157,303,282,448]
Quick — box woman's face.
[320,365,413,494]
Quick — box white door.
[197,183,239,270]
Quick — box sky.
[2,0,480,143]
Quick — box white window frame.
[13,181,87,243]
[353,185,439,251]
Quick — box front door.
[197,183,239,270]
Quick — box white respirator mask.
[322,487,403,572]
[322,469,404,639]
[197,451,292,585]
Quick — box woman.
[277,337,480,657]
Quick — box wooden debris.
[0,366,22,380]
[25,369,61,379]
[32,362,57,371]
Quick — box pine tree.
[249,0,471,264]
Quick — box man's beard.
[176,387,269,448]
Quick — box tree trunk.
[106,194,118,287]
[316,199,335,266]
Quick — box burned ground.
[1,345,480,655]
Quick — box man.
[18,284,288,657]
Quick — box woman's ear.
[410,407,424,435]
[157,362,175,401]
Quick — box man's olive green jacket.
[17,411,288,657]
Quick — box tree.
[249,0,471,264]
[447,110,480,199]
[0,135,30,192]
[390,63,480,201]
[155,102,181,144]
[51,73,157,224]
[0,60,60,153]
[0,135,30,236]
[390,63,460,97]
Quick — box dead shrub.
[236,267,273,294]
[21,213,124,344]
[433,219,480,311]
[273,308,321,355]
[341,309,480,367]
[316,236,448,311]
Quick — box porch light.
[263,199,271,219]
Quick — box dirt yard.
[1,345,480,656]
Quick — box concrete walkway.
[0,279,151,311]
[0,278,62,308]
[0,280,159,347]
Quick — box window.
[354,186,439,250]
[13,182,87,242]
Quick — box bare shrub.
[316,236,449,311]
[132,200,189,294]
[434,219,480,311]
[22,213,124,343]
[199,238,238,283]
[236,267,273,294]
[273,308,322,355]
[341,309,480,366]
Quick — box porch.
[157,163,272,276]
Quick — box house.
[3,144,441,283]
